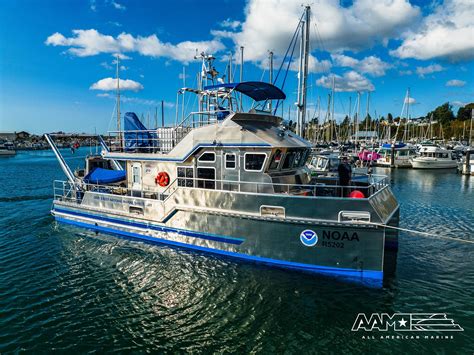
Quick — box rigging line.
[313,22,327,55]
[273,12,305,86]
[273,30,300,115]
[351,221,474,245]
[260,67,267,82]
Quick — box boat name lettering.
[322,230,360,242]
[93,195,144,206]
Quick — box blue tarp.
[83,167,126,184]
[124,112,154,151]
[203,81,286,101]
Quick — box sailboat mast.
[331,75,335,141]
[301,5,310,138]
[355,92,360,147]
[470,109,473,146]
[296,6,310,138]
[269,51,273,111]
[348,96,352,142]
[365,92,370,143]
[406,87,410,141]
[116,54,121,148]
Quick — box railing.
[176,109,233,129]
[53,173,388,205]
[106,110,231,154]
[106,127,191,154]
[53,180,171,204]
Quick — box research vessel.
[47,77,400,285]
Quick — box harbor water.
[0,148,473,353]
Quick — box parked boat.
[0,141,16,157]
[411,144,458,169]
[46,78,400,285]
[376,143,415,168]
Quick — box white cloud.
[446,79,466,87]
[230,0,420,63]
[331,54,391,77]
[220,18,241,30]
[399,69,413,76]
[391,0,474,61]
[415,64,444,77]
[316,71,374,92]
[100,61,113,70]
[90,78,143,91]
[45,29,224,63]
[289,54,332,73]
[111,1,126,10]
[404,97,417,104]
[90,0,96,11]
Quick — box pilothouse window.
[282,152,295,169]
[244,153,266,172]
[269,150,282,170]
[225,154,236,169]
[198,152,216,162]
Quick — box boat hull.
[52,195,398,285]
[411,158,457,169]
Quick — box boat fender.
[349,190,365,198]
[155,172,170,187]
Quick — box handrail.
[53,172,388,204]
[176,109,233,129]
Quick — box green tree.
[456,103,474,121]
[387,113,393,124]
[428,102,455,124]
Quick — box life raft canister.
[155,171,170,187]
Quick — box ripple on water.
[0,152,473,352]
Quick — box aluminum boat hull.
[52,186,399,285]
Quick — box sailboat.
[376,89,416,168]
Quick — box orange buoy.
[349,190,365,198]
[155,172,170,187]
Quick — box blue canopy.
[83,167,126,184]
[203,81,286,101]
[124,112,154,151]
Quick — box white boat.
[376,143,415,168]
[0,142,16,157]
[411,145,457,169]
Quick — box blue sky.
[0,0,473,134]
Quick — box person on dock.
[338,156,352,197]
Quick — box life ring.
[155,171,170,187]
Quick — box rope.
[350,221,474,245]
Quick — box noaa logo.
[300,229,318,247]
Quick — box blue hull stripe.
[106,143,272,162]
[54,207,244,245]
[54,211,383,281]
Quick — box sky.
[0,0,473,134]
